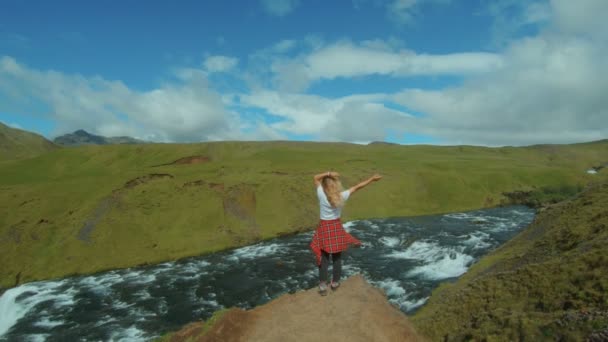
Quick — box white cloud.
[242,0,608,146]
[390,31,608,145]
[272,39,297,53]
[203,55,238,73]
[308,43,503,78]
[387,0,419,24]
[0,56,243,142]
[551,0,608,39]
[321,101,412,142]
[239,91,412,142]
[484,0,552,47]
[387,0,452,25]
[260,0,299,16]
[271,40,504,91]
[523,2,551,25]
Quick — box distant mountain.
[367,141,400,146]
[0,121,57,159]
[53,129,146,146]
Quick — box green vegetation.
[412,180,608,341]
[0,122,57,160]
[1,138,607,290]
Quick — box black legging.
[319,251,342,283]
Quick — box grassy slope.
[0,122,57,160]
[1,140,607,289]
[411,180,608,341]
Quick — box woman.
[310,171,382,295]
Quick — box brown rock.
[171,275,425,342]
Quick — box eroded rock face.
[164,275,424,342]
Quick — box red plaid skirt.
[310,219,361,265]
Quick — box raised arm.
[348,174,382,195]
[314,171,339,187]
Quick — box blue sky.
[1,0,607,145]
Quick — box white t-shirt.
[317,185,350,220]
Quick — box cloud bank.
[1,0,607,146]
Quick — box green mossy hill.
[1,139,607,289]
[412,180,608,341]
[0,121,57,159]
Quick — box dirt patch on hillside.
[183,180,206,188]
[155,155,210,167]
[78,196,116,242]
[209,183,224,192]
[78,173,174,242]
[165,275,424,342]
[223,185,256,221]
[223,184,260,240]
[124,173,174,189]
[3,222,25,244]
[182,180,224,193]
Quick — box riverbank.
[1,140,607,289]
[411,180,608,340]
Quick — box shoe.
[330,282,340,291]
[319,283,328,296]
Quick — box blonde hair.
[322,176,344,208]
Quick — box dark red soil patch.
[124,173,174,189]
[183,180,206,187]
[208,183,224,192]
[155,155,210,167]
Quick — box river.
[0,205,534,341]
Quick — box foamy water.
[0,206,534,341]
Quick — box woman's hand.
[349,173,382,195]
[329,171,340,178]
[370,174,382,182]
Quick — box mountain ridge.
[53,129,146,146]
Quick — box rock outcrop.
[160,275,424,342]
